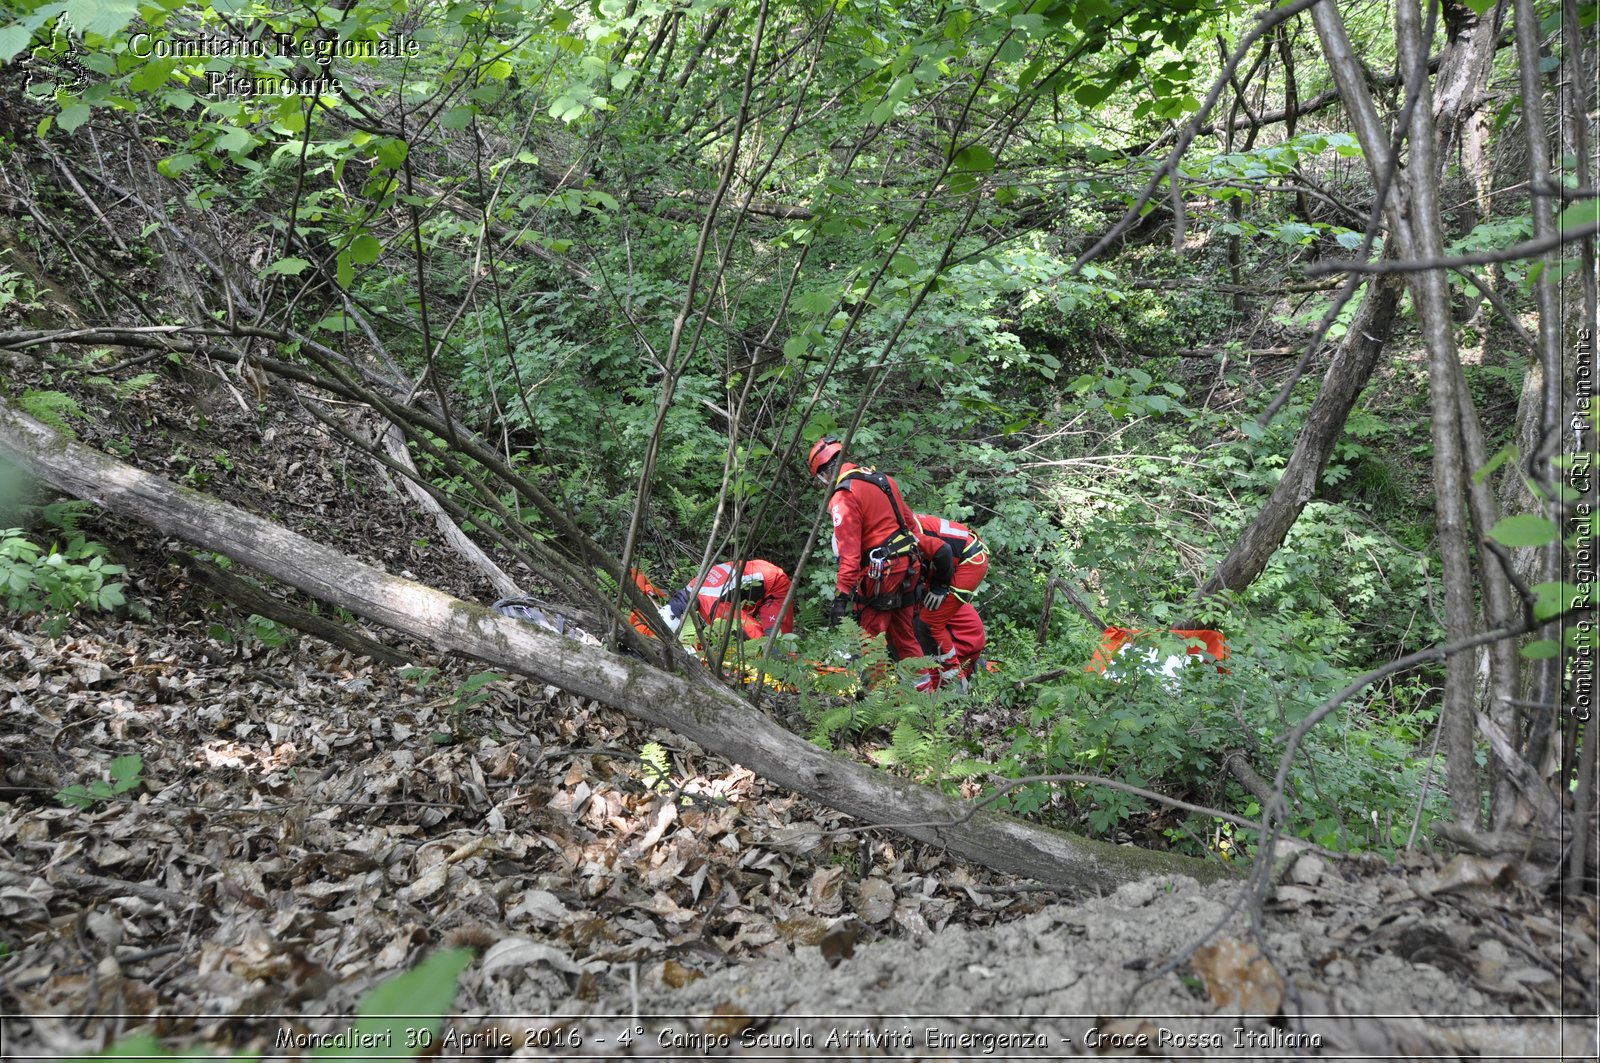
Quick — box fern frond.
[944,758,990,780]
[42,500,92,535]
[809,706,856,747]
[888,719,932,767]
[19,390,82,437]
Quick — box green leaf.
[1561,198,1600,235]
[336,250,354,290]
[792,288,837,314]
[213,125,256,155]
[1531,581,1584,621]
[260,257,311,277]
[888,252,920,276]
[1519,639,1561,660]
[272,103,306,134]
[1275,221,1315,245]
[1075,81,1114,107]
[953,144,995,172]
[457,670,503,696]
[1526,258,1579,287]
[128,59,176,94]
[946,170,978,195]
[1073,0,1113,27]
[440,106,475,130]
[55,785,94,810]
[57,101,90,133]
[109,754,141,787]
[349,233,381,265]
[1461,0,1497,13]
[1472,443,1518,485]
[374,137,409,169]
[0,23,36,65]
[1487,513,1558,548]
[313,949,474,1059]
[62,0,140,36]
[156,153,198,178]
[81,50,116,75]
[548,95,585,123]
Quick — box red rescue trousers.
[857,600,924,665]
[915,600,986,690]
[915,550,989,689]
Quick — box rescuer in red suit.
[909,513,989,693]
[658,559,794,642]
[808,436,923,663]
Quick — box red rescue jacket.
[694,559,794,639]
[911,513,988,592]
[827,462,916,599]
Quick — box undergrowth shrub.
[1,526,126,635]
[785,621,988,789]
[994,613,1448,856]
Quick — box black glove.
[921,585,950,612]
[828,594,851,628]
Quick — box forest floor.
[0,352,1596,1059]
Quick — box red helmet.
[808,436,843,480]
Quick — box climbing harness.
[832,465,921,607]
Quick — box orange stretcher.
[1086,627,1228,677]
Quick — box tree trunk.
[1311,0,1484,824]
[0,395,1231,890]
[1429,0,1522,825]
[1432,0,1505,234]
[1455,386,1526,827]
[1397,0,1486,827]
[1510,0,1578,791]
[1197,277,1400,599]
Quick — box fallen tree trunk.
[0,396,1230,888]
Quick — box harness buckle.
[866,547,888,580]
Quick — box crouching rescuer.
[910,512,988,693]
[808,436,923,664]
[657,559,795,642]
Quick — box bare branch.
[1072,0,1327,272]
[1306,221,1600,276]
